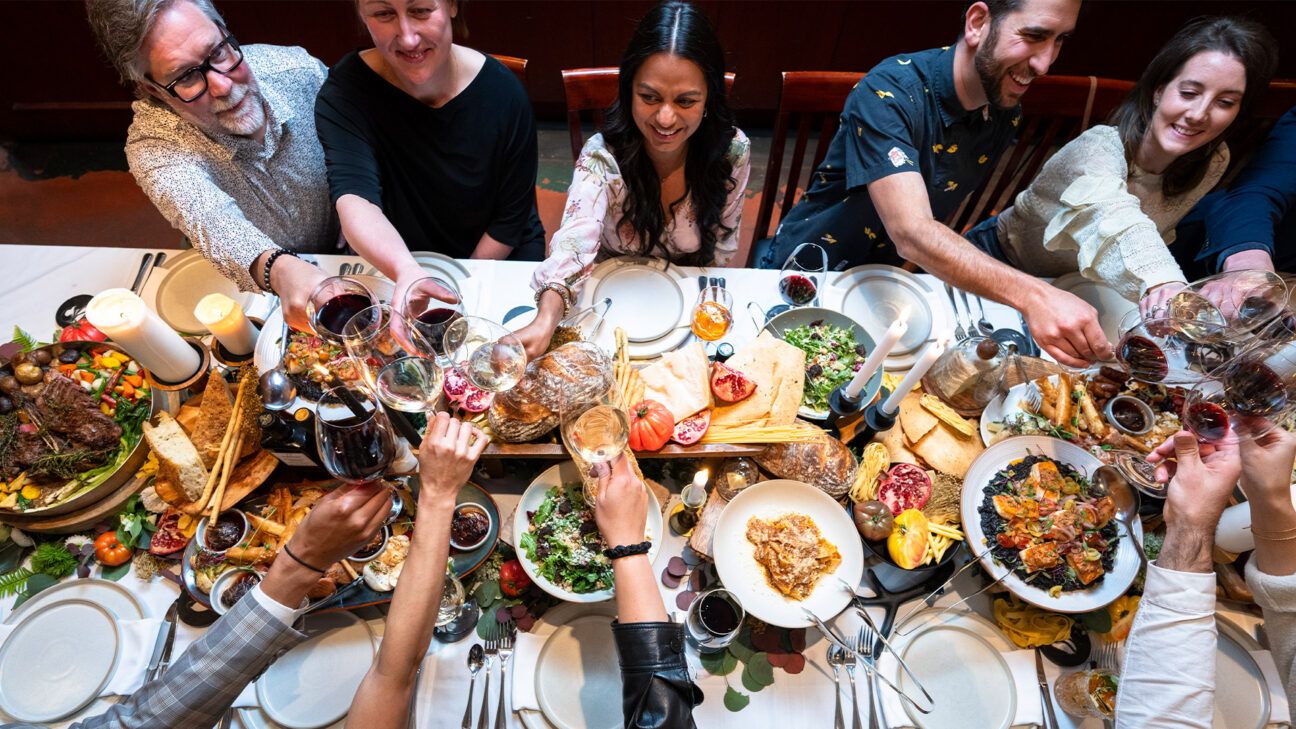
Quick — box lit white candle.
[844,306,910,400]
[682,468,709,508]
[85,288,201,383]
[194,293,259,355]
[880,338,946,415]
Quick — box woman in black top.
[315,0,545,310]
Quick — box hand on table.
[271,256,328,332]
[1139,282,1185,320]
[417,412,488,507]
[593,454,648,548]
[1020,287,1113,367]
[1222,249,1277,273]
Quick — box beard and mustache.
[973,21,1029,110]
[208,83,265,137]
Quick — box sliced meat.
[13,431,51,469]
[36,375,121,450]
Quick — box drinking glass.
[314,383,402,523]
[685,588,744,653]
[401,275,464,362]
[435,566,467,627]
[442,316,528,392]
[306,276,378,343]
[343,304,443,414]
[777,242,827,310]
[691,285,734,341]
[559,386,628,467]
[1054,668,1118,719]
[1167,269,1289,340]
[1113,310,1231,385]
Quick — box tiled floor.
[0,123,781,251]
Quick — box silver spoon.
[462,644,484,729]
[259,368,297,411]
[1093,465,1149,565]
[975,295,995,335]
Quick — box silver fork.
[827,644,849,729]
[478,628,497,729]
[845,634,864,729]
[944,283,967,341]
[1093,638,1119,729]
[494,622,515,729]
[860,626,882,729]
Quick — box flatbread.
[873,425,921,466]
[711,332,805,428]
[640,342,713,421]
[912,421,985,478]
[898,393,939,443]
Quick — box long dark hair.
[1109,16,1277,197]
[602,1,737,265]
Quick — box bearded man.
[759,0,1116,366]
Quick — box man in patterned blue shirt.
[763,0,1115,367]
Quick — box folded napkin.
[512,629,547,711]
[0,617,162,697]
[877,645,1042,728]
[1253,650,1292,727]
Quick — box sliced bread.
[143,412,208,505]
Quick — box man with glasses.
[86,0,331,329]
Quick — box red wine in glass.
[414,308,463,356]
[698,593,740,635]
[779,273,818,306]
[1185,401,1230,442]
[1224,363,1288,417]
[315,293,375,340]
[1118,334,1169,382]
[318,413,395,483]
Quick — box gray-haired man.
[86,0,331,329]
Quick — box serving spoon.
[1093,465,1149,566]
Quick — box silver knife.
[148,598,180,681]
[128,253,154,294]
[1035,648,1059,729]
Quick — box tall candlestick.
[845,307,910,400]
[85,289,202,383]
[880,338,946,415]
[682,468,709,508]
[194,293,259,355]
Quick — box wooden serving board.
[483,442,764,459]
[0,471,149,533]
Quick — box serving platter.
[959,436,1142,613]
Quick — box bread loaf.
[143,412,208,505]
[754,420,857,498]
[488,341,614,442]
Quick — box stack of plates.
[584,257,690,359]
[831,265,952,370]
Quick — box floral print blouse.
[531,130,751,294]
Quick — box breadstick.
[195,377,248,510]
[340,561,360,580]
[209,430,243,522]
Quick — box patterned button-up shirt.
[125,44,340,291]
[764,45,1019,271]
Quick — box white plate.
[535,615,623,729]
[3,578,145,625]
[712,479,864,628]
[0,599,121,723]
[899,624,1016,729]
[519,602,619,729]
[590,258,685,342]
[151,250,259,334]
[979,380,1042,447]
[514,461,662,603]
[411,251,471,290]
[959,436,1142,613]
[1216,617,1270,729]
[238,708,344,729]
[256,611,375,729]
[1052,273,1137,346]
[832,265,952,370]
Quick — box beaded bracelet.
[534,282,574,317]
[602,541,651,560]
[282,542,327,574]
[262,249,301,293]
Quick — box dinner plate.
[514,461,663,603]
[1215,617,1270,729]
[3,578,145,625]
[151,250,258,334]
[0,599,121,724]
[959,436,1142,613]
[411,251,471,290]
[519,601,619,729]
[535,614,623,729]
[712,479,865,628]
[238,708,343,729]
[590,258,684,343]
[898,624,1016,729]
[831,265,952,370]
[256,611,375,729]
[1052,273,1137,346]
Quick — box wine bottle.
[258,409,323,468]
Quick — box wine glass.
[1183,357,1296,446]
[1113,310,1231,385]
[685,588,744,653]
[401,276,464,363]
[1168,269,1289,340]
[691,285,734,342]
[314,383,402,523]
[560,385,629,465]
[343,303,444,414]
[306,276,378,343]
[435,566,467,627]
[442,316,527,393]
[774,242,827,317]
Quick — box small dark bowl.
[450,504,493,551]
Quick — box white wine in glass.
[562,404,630,464]
[375,356,444,413]
[435,570,466,627]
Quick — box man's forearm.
[1156,525,1216,573]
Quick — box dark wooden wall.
[3,0,1294,141]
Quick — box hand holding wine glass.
[401,276,464,362]
[592,454,648,554]
[442,316,527,392]
[306,276,378,343]
[344,304,443,414]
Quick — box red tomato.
[94,531,133,566]
[499,559,532,598]
[627,400,673,451]
[59,320,107,343]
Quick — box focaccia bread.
[488,341,614,442]
[754,420,856,498]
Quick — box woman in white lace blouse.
[515,1,751,357]
[963,16,1276,319]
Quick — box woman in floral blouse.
[515,0,751,357]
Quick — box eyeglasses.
[153,33,244,103]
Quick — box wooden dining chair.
[947,75,1134,234]
[489,54,528,86]
[560,67,736,161]
[747,71,865,253]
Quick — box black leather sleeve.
[611,621,704,729]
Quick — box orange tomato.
[888,509,929,569]
[94,531,133,567]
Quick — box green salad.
[783,322,867,413]
[520,483,613,593]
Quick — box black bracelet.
[262,249,301,293]
[602,541,651,560]
[281,542,327,574]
